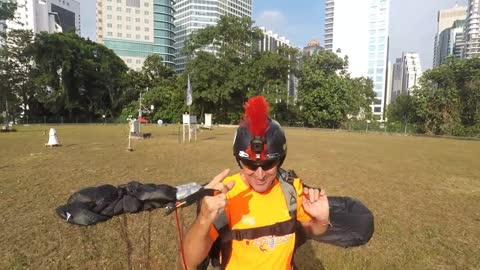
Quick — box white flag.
[186,74,192,106]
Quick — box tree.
[297,50,374,128]
[0,30,36,121]
[183,16,266,123]
[387,93,414,133]
[401,56,480,136]
[183,15,297,124]
[29,31,128,121]
[141,54,175,86]
[0,1,17,21]
[184,16,263,59]
[119,54,182,123]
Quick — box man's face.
[240,160,278,193]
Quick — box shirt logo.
[252,234,293,252]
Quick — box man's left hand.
[302,187,329,222]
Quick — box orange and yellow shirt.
[209,173,312,270]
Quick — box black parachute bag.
[296,196,374,248]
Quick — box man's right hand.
[198,169,235,224]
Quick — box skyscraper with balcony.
[173,0,252,73]
[324,0,390,119]
[96,0,175,70]
[463,0,480,59]
[257,27,291,52]
[5,0,80,34]
[433,6,466,67]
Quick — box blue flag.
[186,74,192,106]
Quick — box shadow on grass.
[294,241,326,270]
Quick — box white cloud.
[254,10,288,35]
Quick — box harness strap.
[220,218,297,242]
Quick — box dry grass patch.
[0,125,479,269]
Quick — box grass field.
[0,124,479,270]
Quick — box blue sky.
[81,0,468,70]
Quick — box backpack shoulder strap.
[277,168,298,218]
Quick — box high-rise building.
[435,19,465,66]
[173,0,252,73]
[324,0,390,119]
[463,0,480,59]
[257,27,290,52]
[433,6,466,67]
[391,58,403,102]
[96,0,175,70]
[391,52,422,103]
[5,0,80,35]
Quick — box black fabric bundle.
[296,196,375,248]
[56,181,177,225]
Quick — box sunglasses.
[241,159,279,171]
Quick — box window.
[126,8,131,13]
[117,15,122,20]
[107,6,112,10]
[144,35,149,40]
[135,26,140,31]
[117,24,122,28]
[126,0,140,8]
[136,34,141,39]
[144,27,149,32]
[107,14,112,19]
[127,59,132,63]
[107,23,112,28]
[107,31,113,36]
[127,33,131,38]
[135,18,140,22]
[126,17,131,21]
[116,7,121,11]
[144,19,149,23]
[117,33,122,38]
[116,0,121,3]
[374,107,381,113]
[126,25,131,30]
[136,9,140,14]
[144,11,149,15]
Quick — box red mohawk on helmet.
[242,96,269,137]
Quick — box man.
[183,96,330,270]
